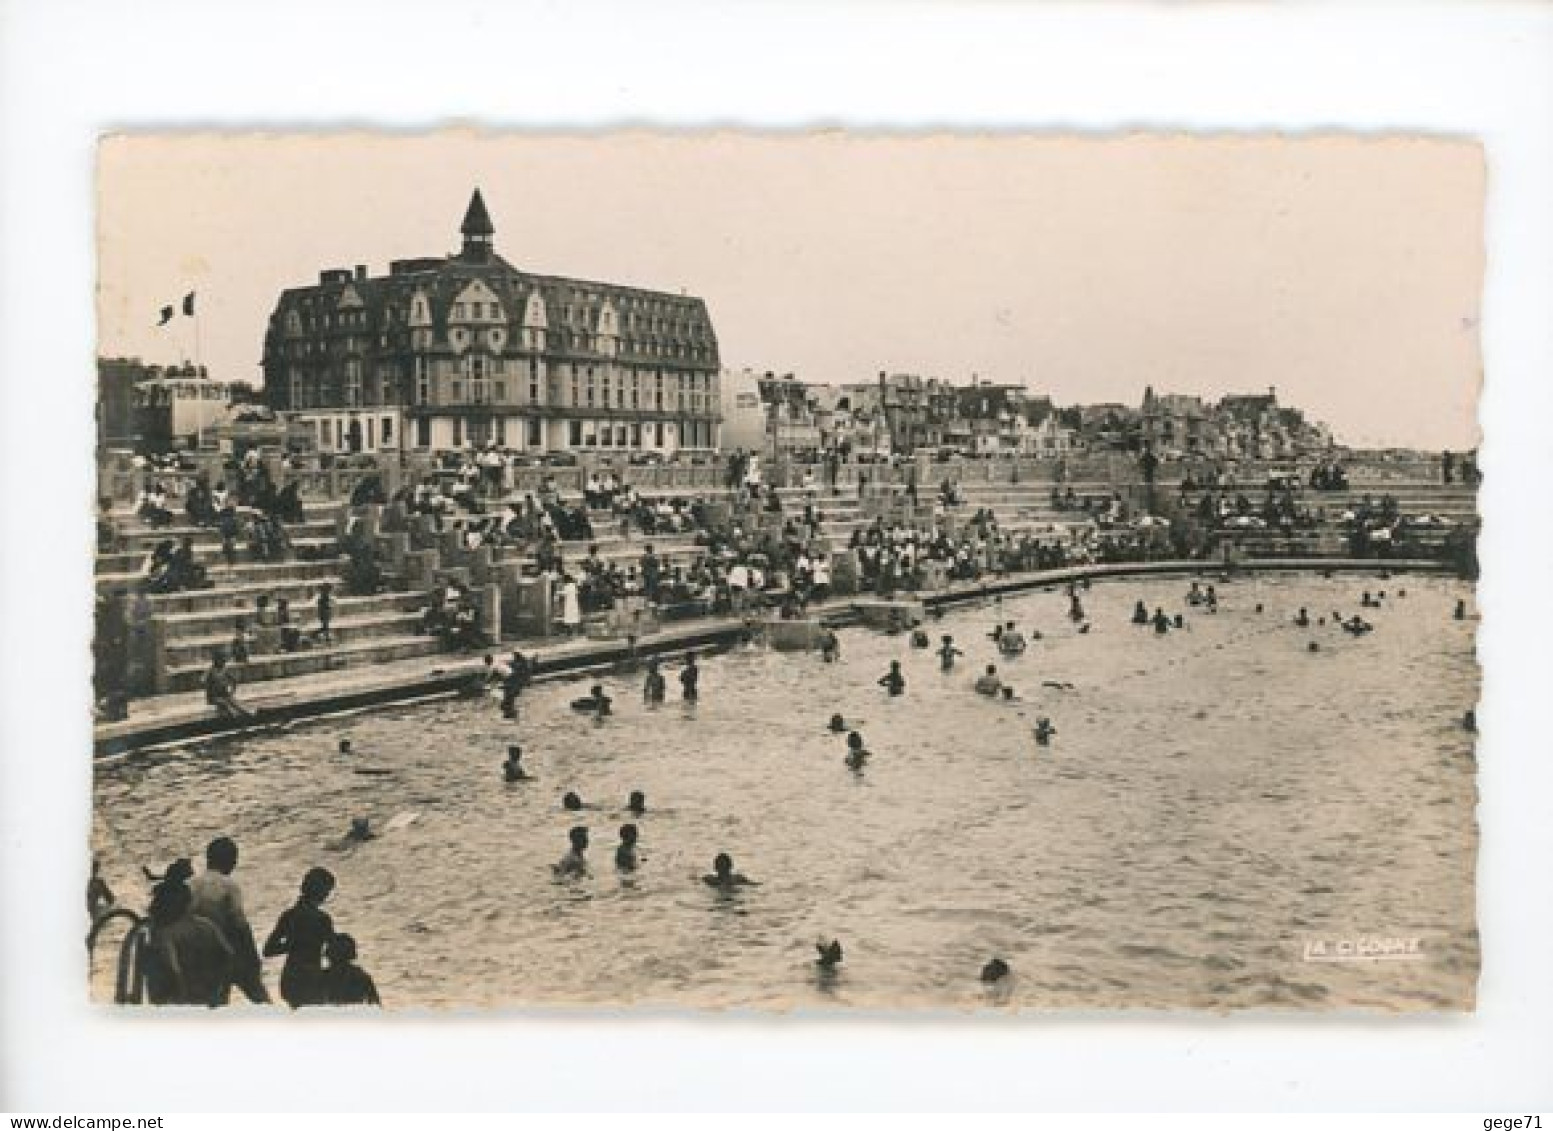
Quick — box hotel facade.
[262,190,721,456]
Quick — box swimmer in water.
[627,790,646,817]
[937,635,963,670]
[819,630,840,663]
[1308,640,1320,653]
[503,745,532,782]
[998,623,1027,656]
[1034,717,1056,745]
[615,824,640,872]
[828,713,847,733]
[974,664,1003,697]
[1000,686,1019,702]
[703,852,756,890]
[1255,603,1264,614]
[1454,599,1467,621]
[815,939,844,972]
[680,652,700,702]
[878,660,905,697]
[562,791,587,812]
[571,684,613,717]
[643,658,666,704]
[1172,613,1185,629]
[1152,609,1170,635]
[327,817,376,851]
[844,731,870,771]
[1463,709,1477,733]
[981,957,1011,984]
[554,827,589,878]
[338,738,352,755]
[1132,600,1150,625]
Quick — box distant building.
[262,189,721,456]
[98,357,146,450]
[718,368,768,453]
[136,369,236,452]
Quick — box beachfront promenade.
[94,449,1479,755]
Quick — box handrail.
[87,907,148,1005]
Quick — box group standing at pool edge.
[97,572,1461,1006]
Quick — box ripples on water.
[92,575,1480,1010]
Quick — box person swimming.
[1132,600,1150,625]
[1308,640,1320,653]
[1033,717,1056,745]
[844,731,870,771]
[503,745,532,782]
[878,661,905,697]
[338,738,353,755]
[571,684,613,717]
[1454,598,1467,621]
[815,939,843,972]
[1151,608,1170,635]
[981,957,1011,983]
[703,852,755,890]
[554,826,589,878]
[1463,709,1477,733]
[615,824,640,872]
[643,659,667,704]
[974,664,1003,697]
[562,791,587,812]
[1172,613,1185,629]
[1342,615,1374,636]
[627,790,646,817]
[998,622,1027,656]
[326,817,376,851]
[937,635,962,670]
[680,652,701,702]
[827,713,847,733]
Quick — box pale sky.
[97,132,1484,449]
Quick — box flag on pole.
[182,292,196,316]
[157,305,175,326]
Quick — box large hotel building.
[262,190,721,456]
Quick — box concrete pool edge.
[93,556,1458,758]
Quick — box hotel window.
[381,417,394,445]
[495,417,507,445]
[527,418,541,446]
[453,302,465,319]
[414,357,430,405]
[584,371,595,407]
[654,372,664,410]
[528,360,540,404]
[629,373,639,409]
[494,382,506,402]
[601,373,611,407]
[616,377,626,408]
[453,418,464,446]
[452,380,463,402]
[289,370,302,409]
[568,420,582,446]
[345,360,362,407]
[570,371,579,406]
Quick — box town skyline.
[98,133,1484,450]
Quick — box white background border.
[2,0,1550,1113]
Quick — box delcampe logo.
[1302,935,1425,962]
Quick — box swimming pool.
[92,572,1480,1010]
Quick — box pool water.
[92,573,1480,1010]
